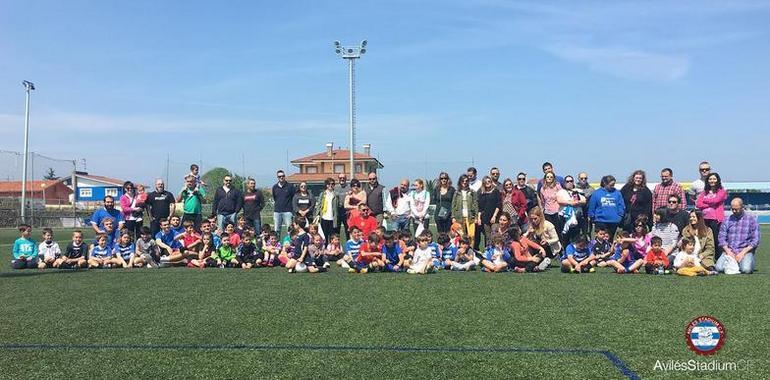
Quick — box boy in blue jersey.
[382,233,403,272]
[476,234,509,272]
[561,237,596,273]
[112,232,134,268]
[591,227,613,268]
[155,218,182,266]
[88,234,121,269]
[11,224,39,269]
[340,226,363,272]
[424,231,441,268]
[98,217,119,252]
[436,232,457,270]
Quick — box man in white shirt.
[468,167,482,192]
[385,179,412,232]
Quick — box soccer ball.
[295,263,308,273]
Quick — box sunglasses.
[700,168,711,172]
[579,177,587,180]
[517,178,525,181]
[440,177,448,180]
[565,180,574,183]
[668,200,679,204]
[369,177,377,181]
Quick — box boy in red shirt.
[356,232,385,273]
[644,236,670,274]
[165,221,201,265]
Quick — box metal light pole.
[21,80,35,223]
[334,40,367,180]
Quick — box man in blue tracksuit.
[587,175,625,239]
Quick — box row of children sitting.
[11,214,715,276]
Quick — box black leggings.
[320,219,336,244]
[435,218,451,234]
[124,220,143,240]
[545,213,564,241]
[705,219,722,258]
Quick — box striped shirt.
[718,212,760,251]
[651,223,680,251]
[345,239,362,260]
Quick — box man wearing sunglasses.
[272,170,296,240]
[515,172,538,214]
[364,172,387,224]
[689,161,712,200]
[212,175,243,232]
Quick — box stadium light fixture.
[333,40,367,180]
[21,80,35,223]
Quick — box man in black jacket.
[242,178,265,233]
[272,170,296,239]
[212,175,243,232]
[364,172,386,224]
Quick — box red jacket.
[502,189,528,223]
[510,237,543,262]
[644,249,669,267]
[348,214,378,237]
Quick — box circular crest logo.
[685,316,725,356]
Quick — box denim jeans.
[273,211,294,239]
[715,252,755,274]
[246,216,263,234]
[217,213,237,232]
[393,215,411,232]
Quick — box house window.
[105,188,119,197]
[356,164,363,173]
[79,188,92,198]
[306,166,318,174]
[333,164,345,173]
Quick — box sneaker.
[323,262,330,269]
[536,258,551,272]
[569,267,576,273]
[347,268,356,273]
[218,263,225,269]
[288,268,294,273]
[588,267,596,273]
[160,256,171,262]
[360,268,368,274]
[406,268,415,274]
[664,269,671,275]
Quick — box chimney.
[326,142,333,157]
[363,144,371,156]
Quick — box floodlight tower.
[334,40,367,180]
[21,80,35,223]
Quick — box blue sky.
[1,0,769,189]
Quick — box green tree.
[43,167,59,180]
[201,167,245,203]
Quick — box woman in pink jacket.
[695,172,727,257]
[120,181,145,239]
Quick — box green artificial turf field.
[0,227,767,379]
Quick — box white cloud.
[544,45,690,81]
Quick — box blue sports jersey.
[441,245,457,261]
[90,208,123,230]
[112,243,135,261]
[91,244,112,258]
[484,246,511,262]
[381,243,401,265]
[155,230,181,249]
[345,239,362,260]
[172,225,185,237]
[612,245,640,264]
[428,242,440,259]
[565,244,591,261]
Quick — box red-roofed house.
[0,179,72,204]
[286,143,383,194]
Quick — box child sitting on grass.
[395,231,415,270]
[88,234,121,269]
[286,218,311,273]
[407,233,434,274]
[38,228,63,269]
[236,232,260,269]
[561,237,596,273]
[112,232,134,268]
[212,232,238,268]
[189,232,216,268]
[449,237,477,271]
[509,226,548,273]
[339,226,363,272]
[591,227,613,267]
[308,234,330,270]
[61,230,88,269]
[644,236,670,274]
[356,232,385,273]
[261,232,281,267]
[436,232,457,270]
[606,232,644,274]
[323,234,343,263]
[674,237,711,277]
[12,224,39,269]
[133,227,159,268]
[476,234,510,273]
[382,233,403,272]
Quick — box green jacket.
[213,245,235,261]
[314,190,340,228]
[452,189,479,220]
[180,186,206,215]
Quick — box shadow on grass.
[0,269,92,278]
